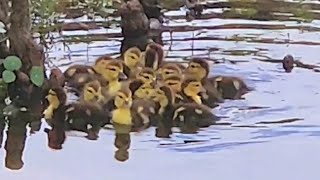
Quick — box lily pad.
[30,66,44,87]
[3,56,22,71]
[2,70,16,83]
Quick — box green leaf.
[3,56,22,71]
[2,70,16,83]
[30,66,44,87]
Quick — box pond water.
[1,1,320,180]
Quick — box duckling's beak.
[200,86,206,93]
[124,99,132,108]
[119,72,127,80]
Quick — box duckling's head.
[114,87,133,108]
[82,80,104,103]
[157,63,183,81]
[182,76,206,96]
[151,84,174,106]
[163,75,182,94]
[282,54,294,73]
[100,60,127,81]
[136,67,156,85]
[46,88,67,107]
[93,55,114,75]
[185,58,209,80]
[129,79,154,99]
[144,42,164,70]
[124,47,143,70]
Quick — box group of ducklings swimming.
[43,42,252,140]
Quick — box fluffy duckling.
[122,46,144,78]
[65,81,110,140]
[129,79,156,129]
[172,103,219,134]
[142,42,164,70]
[43,88,67,123]
[185,58,226,104]
[149,84,175,137]
[95,59,127,97]
[135,67,156,86]
[64,55,114,94]
[157,62,184,81]
[111,86,133,127]
[176,76,206,105]
[210,75,252,100]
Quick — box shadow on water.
[1,0,320,174]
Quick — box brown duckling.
[172,103,219,134]
[211,76,252,100]
[143,42,164,70]
[282,54,294,73]
[149,84,175,137]
[65,81,110,140]
[157,62,184,81]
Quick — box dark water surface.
[1,1,320,179]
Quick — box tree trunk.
[9,0,45,73]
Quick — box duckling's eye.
[164,71,171,75]
[194,84,200,87]
[168,82,176,86]
[108,68,117,71]
[87,89,94,94]
[190,65,196,68]
[129,55,136,59]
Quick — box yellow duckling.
[177,76,207,105]
[112,86,133,126]
[43,88,67,121]
[122,47,144,78]
[95,59,127,96]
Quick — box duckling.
[111,86,133,127]
[92,55,115,75]
[129,79,156,129]
[64,64,96,82]
[149,84,175,137]
[66,73,108,96]
[65,81,110,140]
[185,58,225,104]
[282,54,294,73]
[172,103,219,134]
[64,56,113,94]
[143,42,164,70]
[43,88,67,124]
[211,76,252,100]
[157,62,184,81]
[135,67,156,86]
[176,76,206,105]
[122,46,144,78]
[96,59,128,96]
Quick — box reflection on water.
[1,0,320,179]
